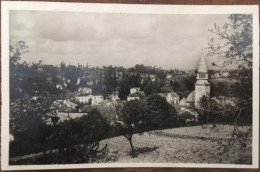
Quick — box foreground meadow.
[98,125,252,164]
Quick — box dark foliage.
[118,77,131,100]
[10,95,56,157]
[47,108,109,164]
[143,94,177,129]
[142,80,161,96]
[115,99,145,157]
[207,14,253,126]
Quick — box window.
[199,73,206,78]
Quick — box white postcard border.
[1,1,259,170]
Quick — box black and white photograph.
[1,1,259,170]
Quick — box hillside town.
[10,55,241,127]
[9,49,252,164]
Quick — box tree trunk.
[128,137,135,158]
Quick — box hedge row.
[149,131,251,142]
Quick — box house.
[91,95,104,105]
[38,67,43,72]
[64,101,77,109]
[127,96,140,101]
[179,108,199,123]
[56,84,63,90]
[150,74,157,81]
[221,71,230,77]
[141,78,145,84]
[76,77,81,85]
[78,87,92,94]
[186,70,196,76]
[87,80,94,87]
[130,87,140,94]
[75,95,93,104]
[156,92,179,104]
[127,87,144,101]
[180,91,195,107]
[75,94,104,105]
[166,92,179,104]
[211,96,237,107]
[127,91,145,101]
[213,73,220,78]
[56,83,67,90]
[49,105,58,115]
[32,96,38,101]
[46,77,52,84]
[109,91,120,101]
[52,99,78,113]
[166,74,173,80]
[118,72,123,79]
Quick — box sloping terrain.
[98,125,252,164]
[10,125,252,165]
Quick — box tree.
[197,95,222,127]
[183,76,196,91]
[60,62,66,72]
[211,82,226,97]
[207,14,252,69]
[143,95,177,129]
[143,80,161,95]
[157,70,166,80]
[173,80,179,90]
[169,79,174,87]
[134,64,146,73]
[64,65,80,91]
[118,78,130,100]
[115,100,145,157]
[207,14,253,127]
[130,74,141,87]
[9,41,29,66]
[9,41,29,99]
[103,66,118,95]
[9,94,56,157]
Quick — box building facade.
[179,56,210,108]
[194,57,210,107]
[75,94,103,105]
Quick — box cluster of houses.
[75,94,104,105]
[210,71,230,79]
[45,57,239,126]
[74,86,181,105]
[75,87,120,105]
[46,84,181,124]
[125,87,180,105]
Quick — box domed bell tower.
[195,56,210,107]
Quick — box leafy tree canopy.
[207,14,252,69]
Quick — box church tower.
[195,56,210,107]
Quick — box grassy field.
[98,125,252,164]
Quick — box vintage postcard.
[1,1,259,170]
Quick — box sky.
[9,11,230,70]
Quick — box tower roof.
[197,56,208,73]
